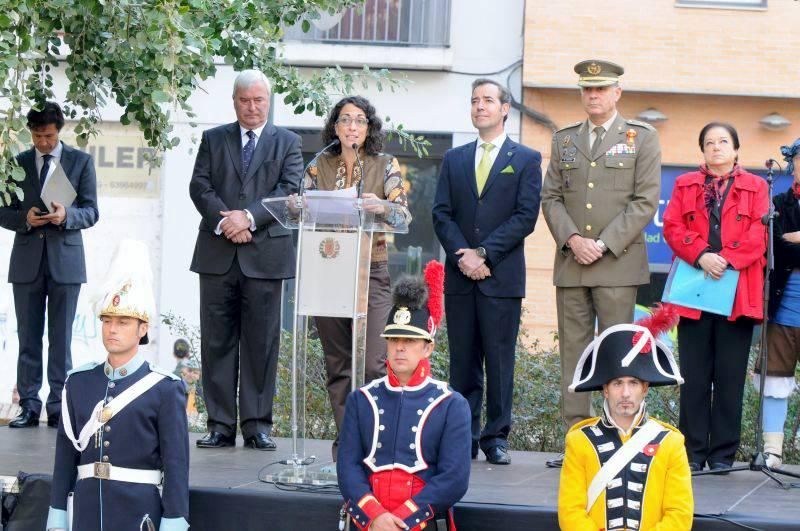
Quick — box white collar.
[239,123,267,139]
[587,112,618,134]
[476,132,507,150]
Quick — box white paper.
[40,161,77,213]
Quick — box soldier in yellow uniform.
[558,313,693,531]
[542,60,661,434]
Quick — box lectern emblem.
[393,307,411,325]
[319,237,340,259]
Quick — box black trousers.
[199,257,283,439]
[445,288,521,451]
[13,249,79,418]
[678,313,754,466]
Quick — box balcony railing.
[283,0,451,47]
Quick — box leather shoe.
[196,431,235,448]
[47,416,60,428]
[689,462,703,472]
[709,462,732,475]
[484,446,511,465]
[545,453,564,468]
[244,433,277,451]
[9,408,39,428]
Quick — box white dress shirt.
[474,132,507,171]
[35,141,64,181]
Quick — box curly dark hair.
[322,96,384,156]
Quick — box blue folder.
[662,258,740,317]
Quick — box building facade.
[521,0,800,344]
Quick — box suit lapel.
[573,121,591,161]
[461,141,479,200]
[480,137,517,197]
[224,123,243,182]
[592,114,627,162]
[242,123,275,187]
[20,150,39,193]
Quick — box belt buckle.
[94,462,111,480]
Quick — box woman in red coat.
[663,122,768,473]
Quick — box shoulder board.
[650,417,680,433]
[148,362,181,381]
[67,361,100,377]
[625,119,656,131]
[569,416,601,433]
[556,121,582,133]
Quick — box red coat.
[663,168,768,321]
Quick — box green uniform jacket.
[542,114,661,287]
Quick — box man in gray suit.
[541,61,661,447]
[0,101,99,428]
[190,70,303,450]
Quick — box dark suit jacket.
[189,122,303,279]
[432,137,542,298]
[0,143,99,284]
[769,188,800,319]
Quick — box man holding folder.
[0,101,99,429]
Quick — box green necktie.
[476,142,495,195]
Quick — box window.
[676,0,766,8]
[283,0,451,47]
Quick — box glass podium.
[260,194,409,485]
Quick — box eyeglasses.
[336,116,369,128]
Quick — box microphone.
[353,142,366,199]
[765,159,775,170]
[299,139,340,197]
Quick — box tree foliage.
[0,0,429,205]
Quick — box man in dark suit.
[0,101,99,428]
[432,79,542,465]
[189,70,302,450]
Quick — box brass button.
[588,182,594,189]
[618,162,624,167]
[623,248,628,253]
[590,162,597,167]
[108,382,115,389]
[104,425,111,433]
[586,225,592,231]
[103,441,110,448]
[586,203,592,209]
[565,164,571,169]
[102,455,109,462]
[39,233,44,239]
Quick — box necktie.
[476,142,495,195]
[590,126,605,158]
[242,130,256,174]
[40,154,52,187]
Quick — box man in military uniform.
[541,60,661,441]
[46,241,189,531]
[558,316,693,530]
[337,262,472,531]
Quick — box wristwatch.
[475,246,487,259]
[596,239,608,254]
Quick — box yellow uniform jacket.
[558,415,693,530]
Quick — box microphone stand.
[350,142,370,389]
[693,159,800,488]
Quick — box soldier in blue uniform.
[337,262,472,531]
[46,241,190,531]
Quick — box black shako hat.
[382,261,444,342]
[569,323,683,393]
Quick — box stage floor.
[2,428,799,530]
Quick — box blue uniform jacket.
[337,361,471,530]
[46,353,190,531]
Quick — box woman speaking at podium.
[663,122,768,473]
[304,96,411,459]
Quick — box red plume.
[632,303,679,353]
[424,260,445,328]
